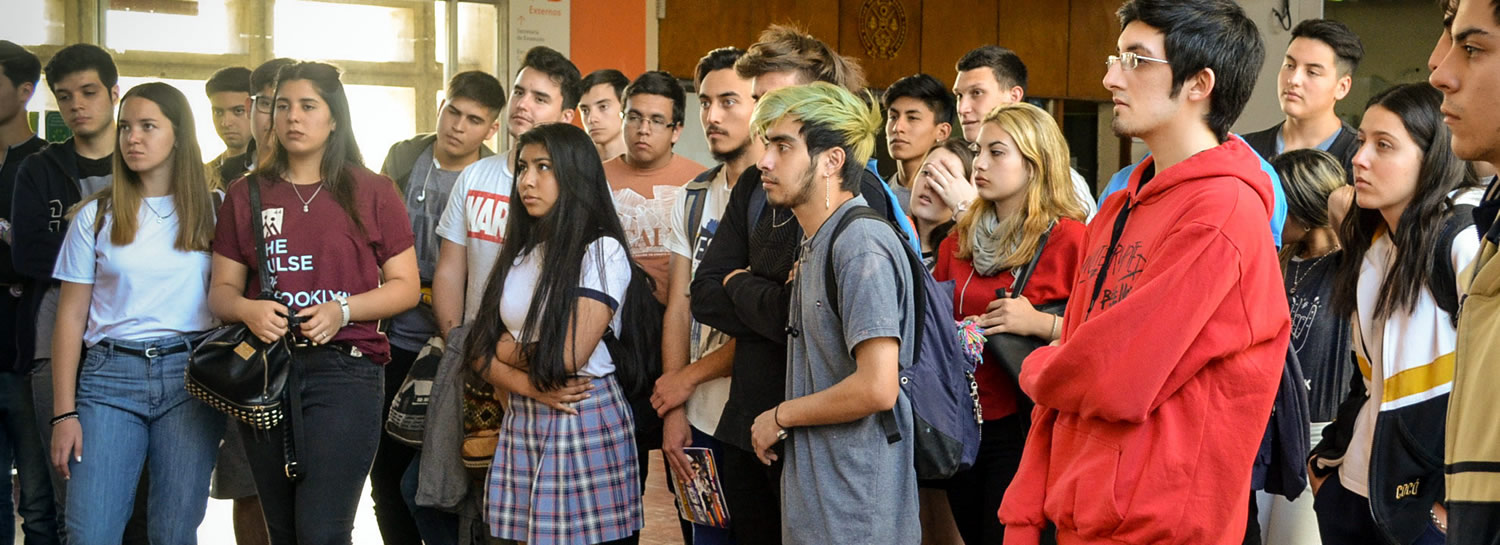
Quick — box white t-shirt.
[52,197,216,345]
[665,168,733,434]
[500,237,630,378]
[436,152,513,322]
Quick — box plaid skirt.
[487,374,643,544]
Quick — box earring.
[824,173,832,209]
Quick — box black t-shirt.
[1284,252,1353,422]
[76,154,112,179]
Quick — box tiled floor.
[12,451,688,544]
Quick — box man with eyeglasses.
[602,70,706,304]
[996,0,1289,543]
[247,58,296,171]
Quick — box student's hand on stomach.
[241,299,291,343]
[976,295,1050,337]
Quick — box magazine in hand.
[671,447,730,528]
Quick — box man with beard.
[651,47,760,545]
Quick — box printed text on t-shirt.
[464,190,509,243]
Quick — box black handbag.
[185,178,292,430]
[984,222,1066,383]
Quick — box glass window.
[0,0,65,46]
[435,1,499,73]
[275,1,417,63]
[346,84,416,171]
[106,0,245,55]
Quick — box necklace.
[141,197,174,224]
[1289,251,1335,295]
[770,209,794,229]
[290,181,324,213]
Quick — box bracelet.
[50,411,79,426]
[1432,508,1448,533]
[774,404,789,441]
[1050,316,1060,339]
[335,295,350,327]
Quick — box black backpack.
[1431,203,1477,326]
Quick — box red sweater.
[932,218,1086,421]
[998,138,1291,544]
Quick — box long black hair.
[1332,82,1467,320]
[463,123,656,393]
[251,61,368,234]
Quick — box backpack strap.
[820,206,924,445]
[1008,220,1058,297]
[682,165,722,251]
[1431,203,1476,327]
[747,179,768,229]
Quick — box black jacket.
[1242,121,1359,184]
[1311,369,1448,545]
[11,139,90,370]
[1252,344,1310,500]
[0,136,48,286]
[690,165,901,451]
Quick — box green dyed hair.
[751,82,882,190]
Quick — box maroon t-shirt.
[213,167,415,364]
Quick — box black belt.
[290,341,364,359]
[105,341,191,359]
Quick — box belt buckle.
[143,347,159,358]
[349,346,362,358]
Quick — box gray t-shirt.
[388,145,464,352]
[781,197,919,544]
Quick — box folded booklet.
[671,447,730,528]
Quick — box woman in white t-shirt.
[49,82,224,544]
[1311,82,1479,545]
[462,123,654,544]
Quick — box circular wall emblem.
[859,0,907,60]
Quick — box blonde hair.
[954,102,1088,268]
[74,82,214,252]
[750,82,882,186]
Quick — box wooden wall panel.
[920,0,998,88]
[837,0,924,89]
[1066,0,1119,100]
[658,0,837,84]
[997,0,1071,98]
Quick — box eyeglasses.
[1106,52,1170,71]
[624,112,678,132]
[252,94,274,114]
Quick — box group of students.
[3,0,1500,544]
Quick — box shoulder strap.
[1431,203,1476,325]
[1008,220,1058,297]
[247,178,276,299]
[747,181,768,229]
[821,206,924,446]
[93,196,110,238]
[682,165,722,250]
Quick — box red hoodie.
[997,138,1291,544]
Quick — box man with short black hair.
[12,42,141,545]
[578,68,630,161]
[433,46,578,339]
[1430,0,1500,541]
[245,58,295,172]
[603,70,705,303]
[997,1,1290,542]
[954,45,1097,219]
[204,66,253,189]
[882,73,954,206]
[689,25,911,545]
[0,39,59,545]
[372,69,502,545]
[653,46,759,545]
[1242,19,1364,178]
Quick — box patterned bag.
[460,375,503,479]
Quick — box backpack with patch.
[821,206,982,480]
[1431,203,1477,327]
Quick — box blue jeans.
[66,336,226,545]
[401,450,458,545]
[0,370,61,545]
